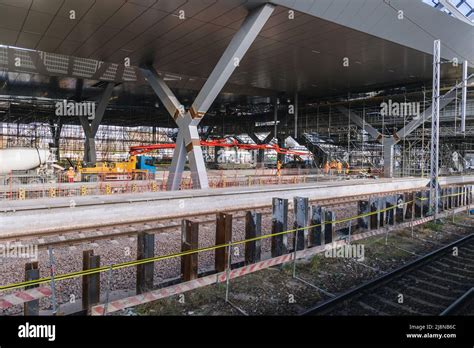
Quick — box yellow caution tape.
[0,190,469,292]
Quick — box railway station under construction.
[0,0,473,346]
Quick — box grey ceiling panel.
[176,0,217,18]
[144,14,184,37]
[81,0,126,25]
[44,16,77,40]
[124,8,168,34]
[128,0,158,7]
[74,26,120,57]
[151,0,187,13]
[157,18,204,43]
[211,4,248,27]
[66,22,100,43]
[0,4,29,31]
[0,0,471,102]
[92,30,138,59]
[16,31,42,47]
[192,0,242,22]
[103,2,147,30]
[120,32,159,52]
[55,40,82,55]
[31,0,64,15]
[36,36,62,52]
[22,10,54,34]
[56,0,95,19]
[0,0,32,8]
[0,28,18,45]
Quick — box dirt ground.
[127,213,474,316]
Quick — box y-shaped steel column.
[141,3,275,190]
[79,82,115,163]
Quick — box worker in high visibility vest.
[66,167,75,183]
[324,161,330,174]
[345,162,350,175]
[276,160,282,177]
[336,161,343,174]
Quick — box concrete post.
[369,198,379,229]
[309,206,324,247]
[357,200,370,230]
[378,197,386,227]
[324,210,335,244]
[82,250,100,311]
[405,192,414,220]
[414,191,423,218]
[136,232,155,294]
[440,188,445,211]
[271,198,288,257]
[215,212,232,272]
[245,211,262,264]
[294,196,308,251]
[181,220,199,281]
[396,194,405,223]
[386,196,396,225]
[24,262,39,316]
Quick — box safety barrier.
[0,184,472,315]
[0,169,322,201]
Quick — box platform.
[1,175,473,237]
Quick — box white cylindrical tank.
[0,148,49,174]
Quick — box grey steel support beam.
[245,211,262,264]
[271,198,288,257]
[215,212,232,272]
[309,206,324,247]
[181,220,199,281]
[192,4,275,113]
[397,75,474,140]
[461,60,468,133]
[141,4,275,190]
[294,196,308,251]
[82,250,100,312]
[24,262,39,316]
[79,82,115,163]
[336,106,382,142]
[247,132,269,168]
[338,73,473,178]
[430,40,441,218]
[136,232,155,294]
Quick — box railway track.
[303,233,474,316]
[0,187,416,248]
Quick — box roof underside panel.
[273,0,474,66]
[0,0,471,99]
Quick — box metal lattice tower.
[430,39,441,218]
